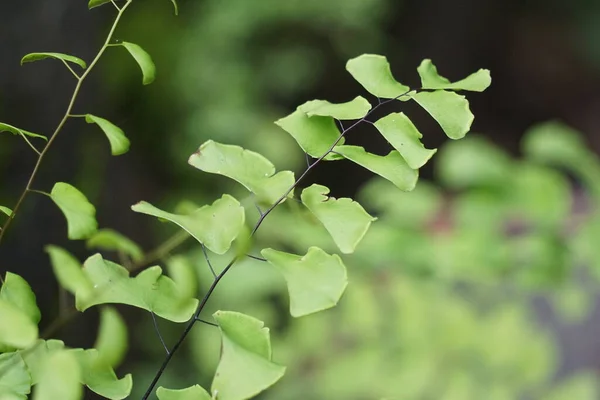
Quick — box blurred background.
[2,0,600,398]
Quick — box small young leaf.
[297,96,372,120]
[0,206,12,218]
[212,311,286,400]
[0,272,41,325]
[334,145,418,191]
[131,195,245,255]
[0,352,31,398]
[275,109,344,160]
[46,246,92,296]
[50,182,98,240]
[411,90,474,139]
[118,42,156,85]
[0,300,38,349]
[94,307,128,368]
[262,247,347,317]
[346,54,410,99]
[373,112,437,169]
[188,140,295,205]
[32,350,81,400]
[301,184,376,254]
[88,0,112,10]
[86,229,143,262]
[84,115,130,156]
[157,385,211,400]
[417,59,491,92]
[0,122,47,141]
[77,254,198,323]
[21,52,87,69]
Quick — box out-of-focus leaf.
[0,300,37,349]
[46,246,91,295]
[118,42,156,85]
[32,350,81,400]
[543,373,599,400]
[76,254,198,323]
[94,307,128,368]
[86,229,143,262]
[157,385,211,400]
[50,182,98,240]
[88,0,111,10]
[166,256,198,299]
[262,247,347,317]
[84,115,130,156]
[0,122,46,141]
[522,120,591,168]
[188,141,294,205]
[345,54,410,98]
[373,112,437,169]
[21,53,87,69]
[275,109,344,160]
[169,0,179,15]
[20,340,65,385]
[0,352,30,399]
[297,96,371,120]
[334,145,418,191]
[131,195,245,255]
[411,90,473,139]
[0,206,12,218]
[417,59,491,92]
[212,311,286,400]
[0,272,40,325]
[301,184,376,254]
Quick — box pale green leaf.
[373,112,437,169]
[543,373,599,400]
[417,59,491,92]
[0,300,38,349]
[157,385,211,400]
[131,195,245,255]
[212,311,286,400]
[119,42,156,85]
[85,115,130,156]
[297,96,371,120]
[411,90,474,139]
[20,340,65,385]
[166,256,198,299]
[45,246,92,296]
[262,247,347,317]
[0,272,41,325]
[0,206,12,218]
[71,348,132,400]
[88,0,112,10]
[76,254,198,323]
[188,141,295,205]
[21,53,86,69]
[94,307,128,368]
[301,184,376,254]
[32,350,81,400]
[334,145,418,191]
[275,109,344,160]
[86,229,143,262]
[50,182,98,240]
[0,352,30,399]
[0,122,46,141]
[345,54,410,98]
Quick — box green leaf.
[0,206,12,218]
[0,272,41,325]
[88,0,112,10]
[297,96,371,120]
[157,385,211,400]
[20,340,65,385]
[32,350,81,400]
[169,0,179,15]
[166,256,198,299]
[86,229,143,262]
[76,254,198,323]
[0,300,37,349]
[411,90,474,139]
[71,348,132,399]
[188,141,295,205]
[118,42,156,85]
[275,109,344,160]
[45,246,92,295]
[94,307,128,368]
[301,184,376,254]
[334,145,418,191]
[21,53,87,69]
[0,122,47,141]
[132,195,245,255]
[345,54,410,99]
[372,112,437,169]
[0,352,30,399]
[417,59,491,92]
[84,115,130,156]
[212,311,286,400]
[50,182,98,240]
[262,247,347,317]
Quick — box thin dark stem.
[201,244,217,278]
[246,254,267,262]
[150,312,170,355]
[195,317,218,327]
